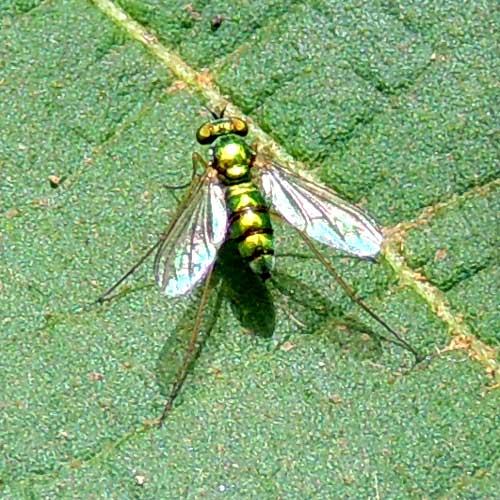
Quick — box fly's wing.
[256,160,383,259]
[154,170,227,297]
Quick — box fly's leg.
[293,226,423,363]
[159,265,215,426]
[162,152,205,191]
[96,155,209,305]
[96,240,163,304]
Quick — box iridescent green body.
[199,119,275,279]
[98,112,417,425]
[155,113,384,299]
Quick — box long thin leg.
[297,229,422,362]
[159,265,215,425]
[97,157,209,305]
[163,154,202,190]
[162,180,192,190]
[95,239,163,304]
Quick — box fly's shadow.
[156,244,389,399]
[156,239,276,397]
[268,263,385,359]
[216,240,275,338]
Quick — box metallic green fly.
[98,109,420,424]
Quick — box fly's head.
[196,117,248,145]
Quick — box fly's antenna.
[203,104,227,119]
[202,105,218,119]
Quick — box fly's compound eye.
[196,123,216,144]
[230,118,248,137]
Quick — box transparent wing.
[154,168,227,297]
[256,160,383,258]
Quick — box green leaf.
[1,0,497,497]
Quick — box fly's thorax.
[211,135,254,183]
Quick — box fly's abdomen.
[226,182,275,279]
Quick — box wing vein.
[258,160,383,258]
[154,172,228,297]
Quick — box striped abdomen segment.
[226,181,275,279]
